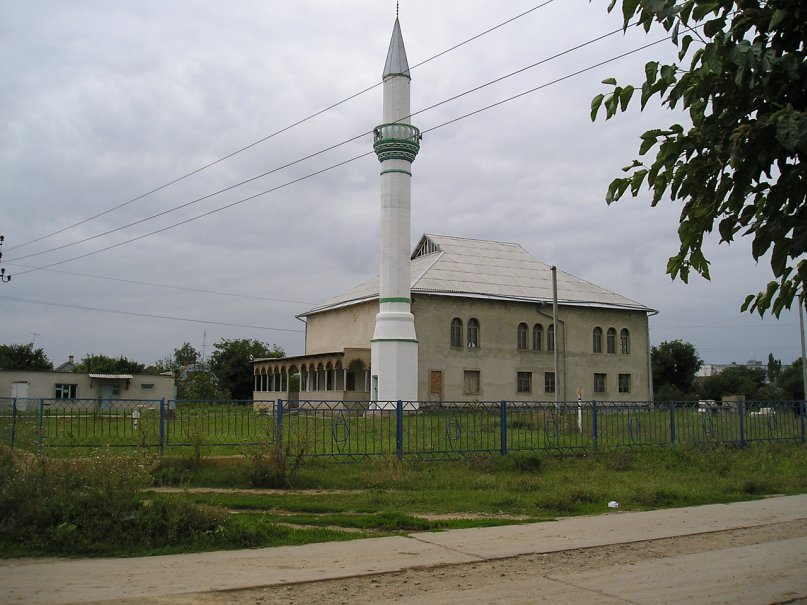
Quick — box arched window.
[467,318,480,348]
[607,328,616,354]
[532,323,543,351]
[450,318,463,348]
[593,327,603,353]
[517,322,528,350]
[620,328,630,354]
[547,324,555,352]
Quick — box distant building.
[253,234,655,404]
[1,362,174,408]
[697,359,765,378]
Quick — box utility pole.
[0,235,10,283]
[799,301,807,401]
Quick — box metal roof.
[383,18,410,78]
[88,374,134,379]
[302,234,653,316]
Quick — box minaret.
[370,16,421,406]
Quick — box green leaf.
[644,61,659,85]
[622,0,641,22]
[692,1,720,21]
[619,85,635,111]
[601,77,618,86]
[606,178,631,204]
[590,94,605,121]
[769,9,786,29]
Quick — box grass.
[2,442,807,558]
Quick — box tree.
[173,342,199,367]
[651,340,702,395]
[767,353,783,383]
[0,343,53,370]
[73,354,146,374]
[208,339,283,400]
[777,358,805,399]
[176,371,230,401]
[698,365,767,401]
[592,0,806,316]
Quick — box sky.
[1,0,804,369]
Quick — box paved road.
[1,495,806,604]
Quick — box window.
[618,373,631,393]
[55,384,77,399]
[517,371,532,393]
[532,323,543,351]
[450,318,463,348]
[620,329,630,354]
[547,324,555,352]
[463,370,481,395]
[517,323,528,350]
[141,383,155,391]
[467,318,480,348]
[607,328,616,354]
[544,372,555,393]
[593,327,603,353]
[594,373,607,394]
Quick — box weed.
[247,442,304,488]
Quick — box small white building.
[1,368,174,408]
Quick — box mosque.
[252,16,654,405]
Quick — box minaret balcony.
[373,123,421,163]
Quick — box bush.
[247,442,304,488]
[0,447,226,556]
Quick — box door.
[11,382,29,411]
[430,371,443,402]
[99,383,114,411]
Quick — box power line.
[6,2,556,254]
[7,21,631,265]
[3,262,315,305]
[0,295,305,333]
[11,36,670,277]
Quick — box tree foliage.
[777,357,805,399]
[208,339,283,400]
[0,343,53,371]
[176,371,230,401]
[73,354,146,374]
[592,0,806,316]
[697,365,768,400]
[651,339,703,395]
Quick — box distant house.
[253,234,655,404]
[1,362,174,409]
[697,359,765,378]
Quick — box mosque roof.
[302,234,653,316]
[383,18,410,79]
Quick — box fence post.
[500,401,508,456]
[738,399,746,448]
[592,400,598,452]
[800,400,805,444]
[669,400,676,447]
[159,398,165,453]
[10,397,16,450]
[276,398,284,448]
[396,400,404,460]
[38,398,45,448]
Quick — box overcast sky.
[1,0,803,369]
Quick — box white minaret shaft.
[370,17,420,406]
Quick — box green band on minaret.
[380,169,412,177]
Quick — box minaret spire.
[370,16,421,407]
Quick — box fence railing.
[2,397,805,458]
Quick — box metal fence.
[2,397,805,458]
